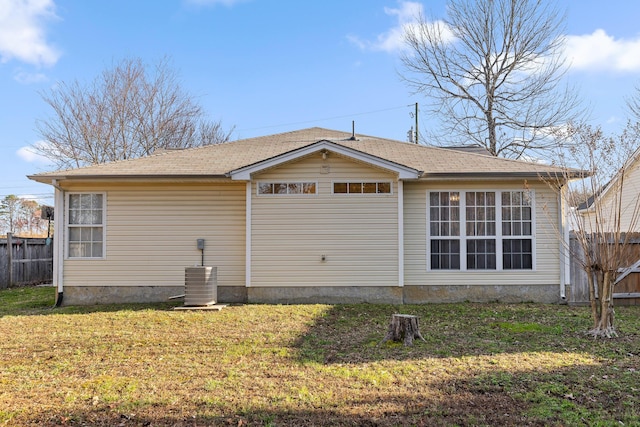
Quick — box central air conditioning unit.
[184,266,217,306]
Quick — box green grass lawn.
[1,286,639,426]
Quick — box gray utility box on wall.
[184,266,217,306]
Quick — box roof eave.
[27,174,230,185]
[420,171,581,180]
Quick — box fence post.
[7,232,13,288]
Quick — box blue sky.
[2,0,640,205]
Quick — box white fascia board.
[228,140,422,180]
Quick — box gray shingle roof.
[28,127,576,183]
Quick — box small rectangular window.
[258,182,317,195]
[333,182,347,193]
[333,182,392,194]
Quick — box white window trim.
[426,189,536,272]
[331,180,394,195]
[65,192,107,260]
[256,181,319,196]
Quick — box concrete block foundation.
[61,286,247,306]
[59,284,561,305]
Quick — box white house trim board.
[398,180,404,287]
[53,185,64,293]
[229,140,422,181]
[245,181,252,287]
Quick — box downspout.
[52,179,65,307]
[558,184,568,301]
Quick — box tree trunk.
[586,266,598,329]
[379,314,426,347]
[589,270,617,338]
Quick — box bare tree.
[625,85,640,122]
[401,0,582,159]
[35,57,232,169]
[0,196,48,236]
[0,195,21,235]
[17,200,45,236]
[550,122,640,338]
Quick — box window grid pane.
[69,194,103,225]
[431,239,460,270]
[429,192,460,237]
[503,239,533,270]
[467,239,497,270]
[465,192,495,237]
[502,191,532,237]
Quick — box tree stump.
[380,314,426,346]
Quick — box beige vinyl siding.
[251,152,399,287]
[62,182,246,288]
[403,180,560,286]
[581,161,640,232]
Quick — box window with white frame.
[428,190,533,270]
[501,191,534,269]
[333,182,391,194]
[67,193,105,258]
[257,182,317,195]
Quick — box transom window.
[428,190,533,271]
[258,182,317,195]
[67,193,105,259]
[333,182,391,194]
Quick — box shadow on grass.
[16,361,639,427]
[292,303,640,363]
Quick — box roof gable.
[577,147,640,212]
[229,140,422,180]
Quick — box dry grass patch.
[1,287,639,426]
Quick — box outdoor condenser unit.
[184,266,217,306]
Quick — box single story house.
[28,127,578,305]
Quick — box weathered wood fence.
[569,233,640,306]
[0,233,53,288]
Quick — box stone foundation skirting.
[60,284,560,305]
[61,286,248,306]
[248,286,403,304]
[403,284,561,304]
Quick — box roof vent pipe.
[349,121,357,140]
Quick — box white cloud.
[17,142,53,165]
[0,0,60,67]
[564,29,640,73]
[13,69,48,84]
[349,1,454,53]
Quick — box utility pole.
[414,102,419,144]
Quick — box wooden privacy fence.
[569,232,640,306]
[0,233,53,288]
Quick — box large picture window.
[428,190,533,270]
[67,193,105,258]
